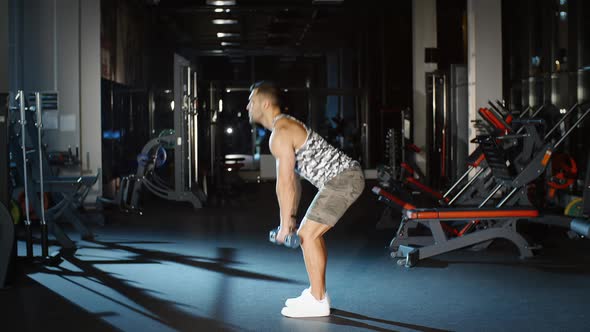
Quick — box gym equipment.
[545,152,578,204]
[425,66,469,188]
[102,54,206,213]
[567,152,590,237]
[33,92,49,258]
[564,197,584,217]
[269,227,301,248]
[16,91,34,257]
[9,91,98,253]
[382,103,547,209]
[1,92,16,288]
[440,103,549,206]
[374,103,590,267]
[379,108,414,185]
[375,105,518,228]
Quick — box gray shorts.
[304,166,365,227]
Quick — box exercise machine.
[104,54,206,213]
[374,103,590,267]
[380,103,549,212]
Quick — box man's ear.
[262,99,270,109]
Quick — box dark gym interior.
[1,0,590,331]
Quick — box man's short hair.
[250,81,281,107]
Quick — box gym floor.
[1,181,590,332]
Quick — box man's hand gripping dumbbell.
[269,224,300,248]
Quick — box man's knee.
[297,219,330,243]
[296,226,314,243]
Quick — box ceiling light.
[214,8,224,13]
[226,9,231,13]
[217,32,240,38]
[206,0,236,6]
[221,42,239,46]
[213,19,238,25]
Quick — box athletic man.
[246,81,365,318]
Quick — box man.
[246,81,365,318]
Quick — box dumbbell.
[269,227,301,248]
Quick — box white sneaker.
[281,294,330,318]
[285,287,331,307]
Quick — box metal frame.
[10,91,98,252]
[127,54,206,212]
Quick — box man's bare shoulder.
[276,117,306,135]
[270,123,293,147]
[270,118,305,155]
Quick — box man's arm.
[292,174,301,219]
[270,126,298,232]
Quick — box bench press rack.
[380,103,550,217]
[374,104,590,267]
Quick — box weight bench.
[395,207,540,267]
[374,186,540,267]
[372,130,549,267]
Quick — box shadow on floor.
[11,239,303,332]
[300,308,453,332]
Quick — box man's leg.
[297,218,331,301]
[291,166,364,306]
